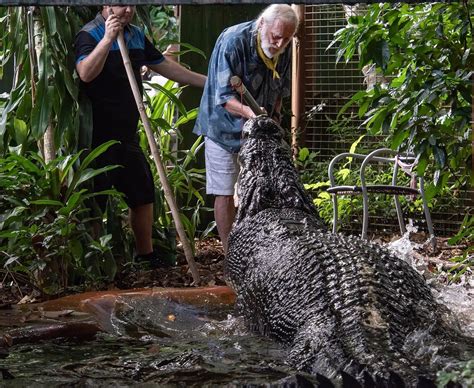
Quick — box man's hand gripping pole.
[230,76,266,117]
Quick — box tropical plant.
[0,6,95,159]
[437,360,474,388]
[138,79,213,262]
[1,5,208,287]
[0,141,121,294]
[331,1,473,194]
[446,214,474,283]
[0,5,181,158]
[137,5,179,51]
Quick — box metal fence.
[301,4,471,237]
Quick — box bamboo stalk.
[115,30,200,285]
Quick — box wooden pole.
[115,30,200,285]
[230,76,265,115]
[291,5,306,160]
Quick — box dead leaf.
[17,295,36,305]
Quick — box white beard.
[261,39,275,58]
[260,27,279,59]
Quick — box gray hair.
[256,4,299,30]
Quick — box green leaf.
[145,81,188,117]
[358,99,371,118]
[432,145,447,167]
[416,157,428,176]
[349,135,365,154]
[366,39,390,71]
[70,239,83,260]
[0,81,25,137]
[337,91,366,118]
[43,7,57,36]
[74,165,120,192]
[337,168,351,181]
[181,136,204,169]
[364,108,387,134]
[152,117,173,132]
[10,153,41,174]
[391,129,409,149]
[31,44,54,140]
[30,199,63,206]
[390,67,407,88]
[58,152,83,185]
[59,188,88,215]
[174,108,198,127]
[99,234,113,247]
[13,117,28,144]
[298,147,310,162]
[78,140,119,171]
[161,40,206,60]
[65,140,119,199]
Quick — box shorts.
[93,142,155,210]
[205,137,239,196]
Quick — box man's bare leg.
[214,195,236,254]
[129,203,154,255]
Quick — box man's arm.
[148,58,206,88]
[76,14,122,83]
[223,98,258,119]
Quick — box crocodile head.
[234,116,317,224]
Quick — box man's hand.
[104,8,123,43]
[76,8,119,83]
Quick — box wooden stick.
[114,29,200,285]
[230,76,265,116]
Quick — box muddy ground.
[0,233,469,307]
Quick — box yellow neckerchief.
[257,32,280,80]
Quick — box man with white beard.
[194,4,298,253]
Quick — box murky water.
[0,299,315,386]
[1,231,472,386]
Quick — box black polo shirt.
[75,14,164,145]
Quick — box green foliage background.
[332,2,472,192]
[0,6,208,294]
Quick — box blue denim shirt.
[193,20,291,153]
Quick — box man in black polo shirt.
[75,5,206,268]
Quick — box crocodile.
[226,116,473,387]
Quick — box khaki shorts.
[205,137,239,196]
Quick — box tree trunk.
[32,7,55,162]
[43,125,55,163]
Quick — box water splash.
[386,223,424,270]
[432,281,474,336]
[386,224,474,337]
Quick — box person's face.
[107,5,136,25]
[260,18,296,58]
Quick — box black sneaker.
[134,251,174,269]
